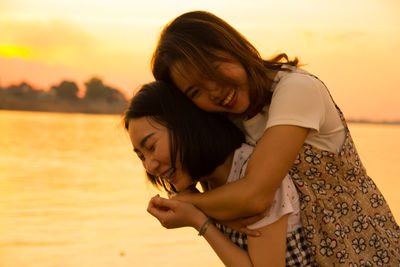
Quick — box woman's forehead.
[170,62,202,86]
[129,117,164,137]
[171,61,197,78]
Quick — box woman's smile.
[220,88,238,107]
[128,117,196,192]
[170,52,250,114]
[160,168,177,184]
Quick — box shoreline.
[1,108,399,125]
[347,119,400,125]
[0,98,127,115]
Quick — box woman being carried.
[151,10,400,265]
[124,81,315,266]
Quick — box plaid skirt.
[286,227,318,266]
[216,224,317,266]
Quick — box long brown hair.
[152,10,298,115]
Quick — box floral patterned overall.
[289,103,400,266]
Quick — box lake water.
[0,110,399,267]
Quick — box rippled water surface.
[0,110,399,266]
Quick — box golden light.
[0,45,30,58]
[0,0,399,119]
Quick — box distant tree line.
[0,77,128,114]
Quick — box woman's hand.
[171,187,267,237]
[147,194,207,230]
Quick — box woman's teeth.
[221,89,235,106]
[161,168,176,179]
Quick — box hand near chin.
[147,194,206,230]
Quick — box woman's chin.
[175,182,197,193]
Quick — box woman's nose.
[204,82,221,100]
[144,158,160,174]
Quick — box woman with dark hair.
[150,10,400,265]
[124,81,314,266]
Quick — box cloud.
[0,17,152,93]
[0,56,85,89]
[0,19,96,50]
[300,29,367,42]
[0,19,108,69]
[323,31,367,42]
[0,46,30,58]
[0,18,152,70]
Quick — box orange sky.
[0,0,399,120]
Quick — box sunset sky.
[0,0,399,120]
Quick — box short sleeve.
[266,73,326,133]
[246,175,301,231]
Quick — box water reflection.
[0,111,399,267]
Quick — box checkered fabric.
[286,227,318,266]
[215,223,318,266]
[215,222,248,250]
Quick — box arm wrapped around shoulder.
[172,125,308,221]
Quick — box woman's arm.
[247,215,288,267]
[173,125,308,220]
[202,215,287,267]
[147,195,252,266]
[147,195,287,267]
[147,196,287,267]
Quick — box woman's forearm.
[175,178,273,220]
[174,125,308,221]
[148,195,253,266]
[193,217,253,267]
[195,210,288,267]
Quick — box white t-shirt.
[225,143,302,232]
[234,66,345,152]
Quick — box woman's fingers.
[147,198,165,219]
[151,195,177,209]
[147,195,178,220]
[239,227,261,237]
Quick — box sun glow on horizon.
[0,45,30,58]
[1,0,399,120]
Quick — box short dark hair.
[123,81,245,193]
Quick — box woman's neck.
[200,152,234,189]
[244,69,278,119]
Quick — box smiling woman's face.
[170,52,251,114]
[127,117,195,192]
